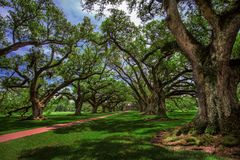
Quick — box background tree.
[109,53,149,113]
[85,74,117,113]
[59,81,89,116]
[100,80,131,112]
[81,0,240,135]
[0,42,104,119]
[0,0,78,56]
[57,45,107,116]
[103,10,194,117]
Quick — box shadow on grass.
[53,112,191,135]
[17,112,220,160]
[19,136,211,160]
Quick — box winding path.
[0,114,114,143]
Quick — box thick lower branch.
[7,105,31,117]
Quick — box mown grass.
[0,112,111,135]
[0,111,225,160]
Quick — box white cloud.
[53,0,141,26]
[101,2,141,26]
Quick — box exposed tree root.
[151,127,240,160]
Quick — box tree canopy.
[0,0,240,137]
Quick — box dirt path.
[0,114,114,143]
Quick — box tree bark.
[144,95,157,114]
[215,66,240,135]
[31,98,44,119]
[29,77,45,119]
[192,66,218,134]
[193,62,240,135]
[74,81,84,116]
[164,0,240,135]
[192,28,240,135]
[156,96,168,118]
[144,80,168,118]
[74,99,83,116]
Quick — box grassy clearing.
[0,112,111,135]
[0,111,225,160]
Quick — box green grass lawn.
[0,111,225,160]
[0,112,111,135]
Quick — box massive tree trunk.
[144,92,168,118]
[145,95,157,114]
[215,67,240,135]
[193,64,218,134]
[144,79,168,118]
[164,0,240,135]
[193,52,240,135]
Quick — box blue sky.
[53,0,102,26]
[0,1,141,26]
[0,1,141,80]
[0,0,140,56]
[0,0,103,57]
[53,0,141,26]
[0,0,103,26]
